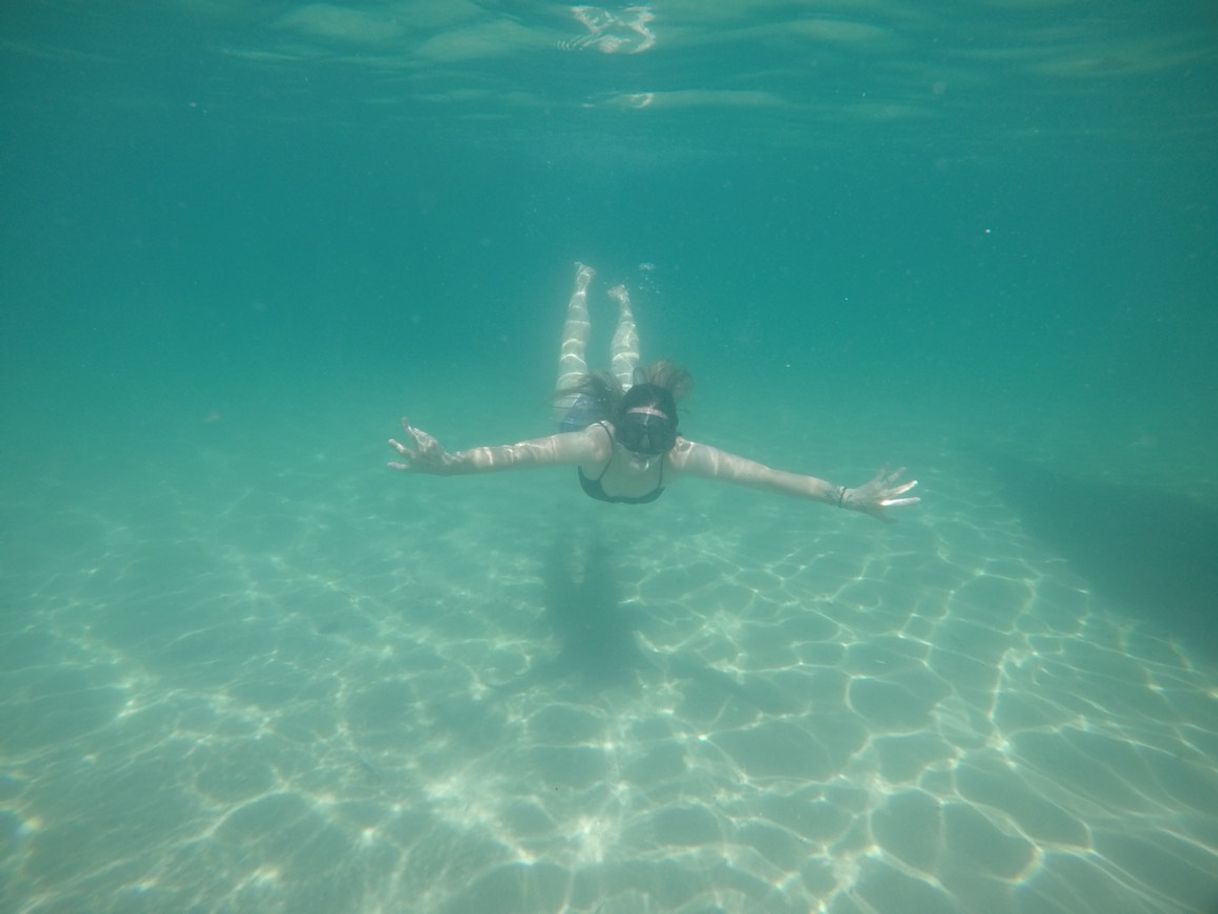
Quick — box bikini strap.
[593,421,614,481]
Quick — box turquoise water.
[2,2,1217,912]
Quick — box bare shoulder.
[565,422,613,463]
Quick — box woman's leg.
[557,262,595,394]
[608,284,640,390]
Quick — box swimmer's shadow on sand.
[506,530,787,712]
[537,530,643,689]
[983,452,1218,662]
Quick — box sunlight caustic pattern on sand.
[1,448,1216,914]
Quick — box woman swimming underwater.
[388,263,918,521]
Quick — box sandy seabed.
[2,432,1216,914]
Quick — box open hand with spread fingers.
[388,419,456,475]
[840,468,920,521]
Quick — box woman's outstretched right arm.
[388,419,607,475]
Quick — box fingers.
[394,419,437,453]
[853,468,921,519]
[398,419,436,451]
[868,469,916,492]
[388,437,420,474]
[869,466,908,487]
[411,428,436,451]
[401,417,436,448]
[389,420,438,473]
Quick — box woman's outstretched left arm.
[668,439,919,521]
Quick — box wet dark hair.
[555,370,623,419]
[636,361,693,402]
[555,361,692,455]
[619,382,678,421]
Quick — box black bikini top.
[577,423,665,505]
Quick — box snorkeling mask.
[617,409,676,457]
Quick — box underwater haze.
[2,1,1218,912]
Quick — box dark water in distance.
[2,2,1217,913]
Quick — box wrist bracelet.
[836,486,848,508]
